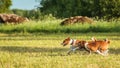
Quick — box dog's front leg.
[96,50,105,56]
[102,49,109,55]
[73,47,79,52]
[67,45,74,55]
[67,47,79,55]
[67,49,73,55]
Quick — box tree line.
[40,0,120,20]
[1,0,120,20]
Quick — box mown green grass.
[0,33,120,68]
[0,20,120,33]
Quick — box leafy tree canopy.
[39,0,120,19]
[0,0,12,13]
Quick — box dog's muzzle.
[61,43,66,46]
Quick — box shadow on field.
[109,48,120,55]
[0,46,120,56]
[0,46,68,53]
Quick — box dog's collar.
[71,39,74,45]
[70,39,76,45]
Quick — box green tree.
[0,0,12,13]
[100,0,120,20]
[39,0,120,19]
[40,0,96,18]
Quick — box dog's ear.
[82,40,86,44]
[105,39,110,44]
[105,38,108,41]
[91,37,96,41]
[107,41,110,44]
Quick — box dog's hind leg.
[88,50,91,55]
[83,47,91,54]
[86,49,91,55]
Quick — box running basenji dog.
[61,37,86,54]
[79,37,110,56]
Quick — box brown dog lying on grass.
[61,37,110,56]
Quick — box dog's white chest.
[69,39,76,46]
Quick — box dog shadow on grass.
[0,46,69,56]
[0,46,69,52]
[0,46,120,56]
[0,46,87,56]
[109,48,120,55]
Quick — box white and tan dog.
[79,37,110,56]
[61,37,86,54]
[61,37,110,56]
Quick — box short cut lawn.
[0,33,120,68]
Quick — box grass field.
[0,33,120,68]
[0,20,120,33]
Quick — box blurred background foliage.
[0,0,120,21]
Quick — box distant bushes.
[0,20,119,34]
[11,9,56,21]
